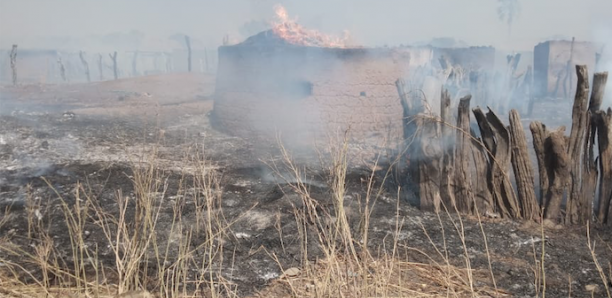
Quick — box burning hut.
[212,30,411,147]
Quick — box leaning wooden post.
[582,72,608,223]
[79,51,91,82]
[98,54,104,81]
[454,95,474,213]
[566,65,590,224]
[486,109,520,218]
[185,35,192,72]
[595,108,612,224]
[473,107,520,218]
[508,109,539,220]
[10,44,17,85]
[109,52,118,80]
[473,107,502,215]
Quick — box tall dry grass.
[260,130,505,298]
[0,141,238,298]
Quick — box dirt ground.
[0,73,611,297]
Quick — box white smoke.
[592,26,612,109]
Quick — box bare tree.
[79,51,91,82]
[10,45,17,85]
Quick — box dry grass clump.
[260,132,506,298]
[0,142,238,298]
[256,252,507,298]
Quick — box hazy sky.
[1,0,611,51]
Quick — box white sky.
[0,0,611,51]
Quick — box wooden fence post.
[543,128,570,222]
[530,121,549,207]
[473,107,520,218]
[566,65,590,224]
[205,48,210,73]
[396,79,442,212]
[440,88,456,209]
[454,95,474,213]
[132,51,139,77]
[10,44,17,85]
[509,109,539,220]
[596,108,612,224]
[185,35,192,72]
[79,51,91,82]
[57,57,67,82]
[98,54,104,81]
[581,72,608,223]
[486,109,520,218]
[109,52,118,80]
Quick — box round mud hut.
[212,31,411,148]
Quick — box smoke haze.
[1,0,611,51]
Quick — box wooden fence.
[397,65,610,225]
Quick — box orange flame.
[271,4,349,48]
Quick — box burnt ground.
[0,74,611,298]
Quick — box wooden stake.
[530,121,550,207]
[396,79,440,211]
[185,35,192,72]
[566,65,590,224]
[417,116,442,212]
[486,108,520,218]
[471,131,494,214]
[454,95,474,213]
[440,88,456,209]
[596,108,612,224]
[581,72,608,223]
[79,51,91,82]
[57,56,67,82]
[509,109,539,220]
[98,54,104,81]
[10,44,17,85]
[109,52,118,80]
[132,51,138,77]
[543,128,570,222]
[205,48,210,73]
[473,107,520,218]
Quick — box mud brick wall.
[534,40,600,98]
[212,45,411,147]
[433,46,496,71]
